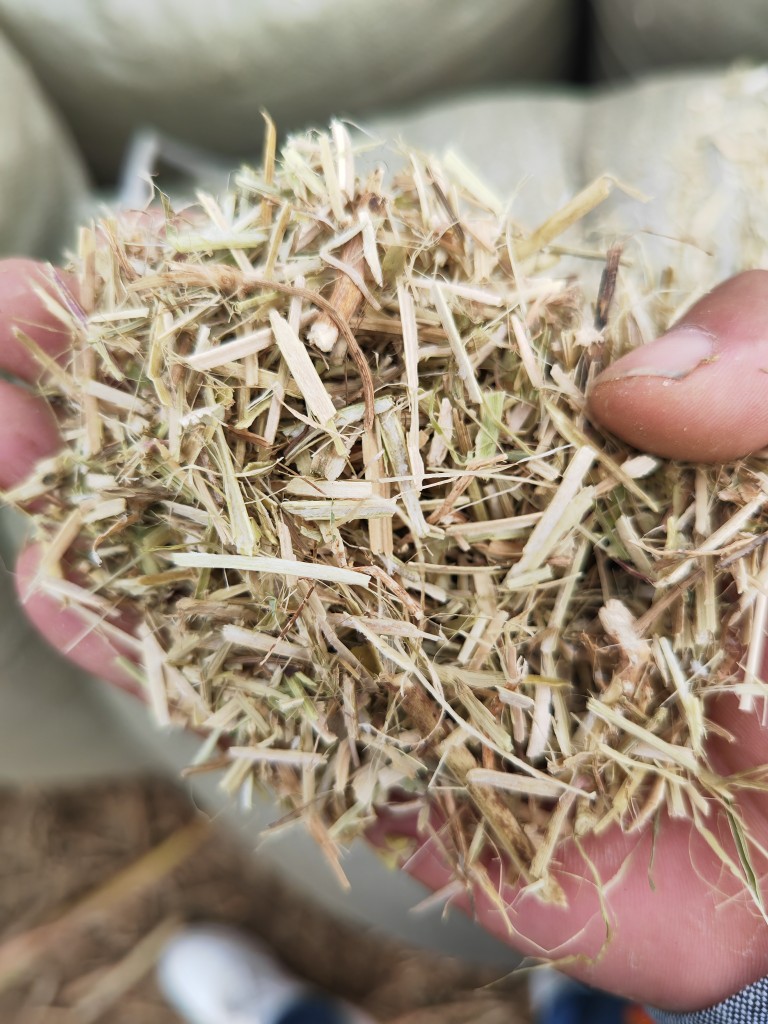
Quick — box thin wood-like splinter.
[308,193,384,356]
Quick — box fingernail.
[595,326,717,385]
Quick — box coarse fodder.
[12,121,768,912]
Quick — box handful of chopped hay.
[11,123,768,906]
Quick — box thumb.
[587,269,768,462]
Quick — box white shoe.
[157,924,373,1024]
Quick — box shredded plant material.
[10,122,768,907]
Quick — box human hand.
[6,258,768,1014]
[0,258,139,692]
[372,269,768,1015]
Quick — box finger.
[705,682,768,852]
[0,381,60,490]
[0,258,76,382]
[14,544,141,696]
[588,270,768,462]
[381,807,768,1011]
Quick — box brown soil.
[0,777,532,1023]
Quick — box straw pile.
[10,122,768,907]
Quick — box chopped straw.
[11,123,768,914]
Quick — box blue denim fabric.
[649,978,768,1023]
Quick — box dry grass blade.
[14,123,768,909]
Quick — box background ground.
[0,777,532,1023]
